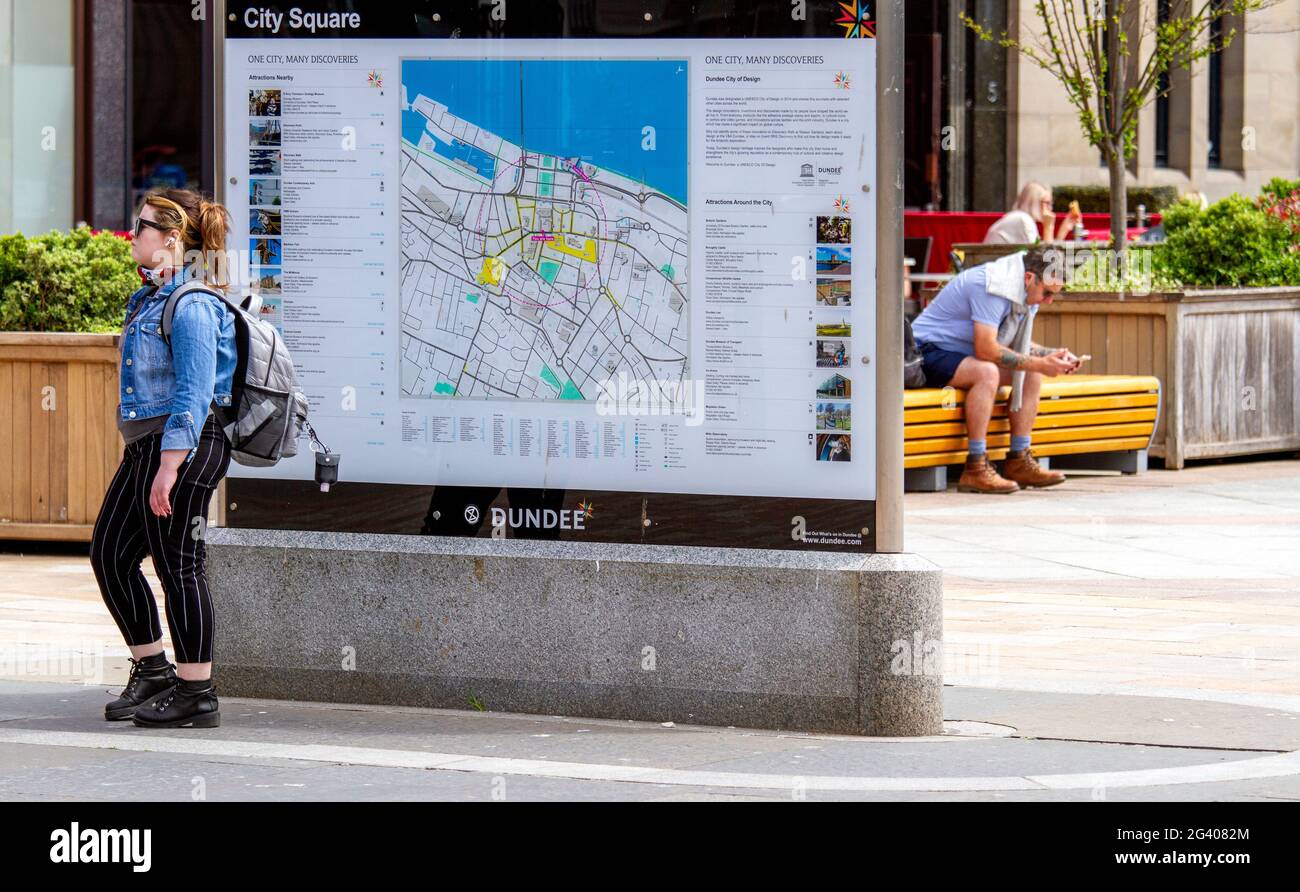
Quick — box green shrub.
[1261,177,1300,201]
[1064,245,1178,293]
[1052,185,1178,215]
[0,227,139,333]
[1153,194,1300,287]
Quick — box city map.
[399,59,689,402]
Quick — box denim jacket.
[119,263,237,457]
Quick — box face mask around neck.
[138,264,191,288]
[138,266,167,287]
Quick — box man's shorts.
[917,341,970,388]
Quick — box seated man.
[912,245,1080,494]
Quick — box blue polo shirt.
[911,264,1037,356]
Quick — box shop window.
[130,0,203,210]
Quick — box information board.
[219,1,882,550]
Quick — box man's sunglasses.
[1031,274,1063,297]
[132,216,171,237]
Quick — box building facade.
[1,0,1297,235]
[1008,0,1299,206]
[0,0,208,236]
[905,0,1300,211]
[0,0,78,234]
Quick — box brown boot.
[1002,448,1066,488]
[957,455,1020,494]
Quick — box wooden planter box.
[1036,288,1300,468]
[953,240,1112,271]
[0,332,123,541]
[953,241,1032,269]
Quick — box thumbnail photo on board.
[817,373,851,399]
[250,237,282,266]
[816,245,851,275]
[816,338,850,368]
[816,401,851,432]
[250,118,281,147]
[250,149,281,176]
[249,89,281,116]
[251,267,282,295]
[249,178,281,206]
[816,215,851,244]
[816,277,851,306]
[815,316,850,338]
[250,209,281,236]
[259,296,284,334]
[816,433,851,462]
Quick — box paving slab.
[2,681,1300,802]
[2,458,1299,799]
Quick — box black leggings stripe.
[90,413,232,664]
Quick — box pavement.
[2,458,1298,801]
[909,458,1300,708]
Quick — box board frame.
[210,0,904,553]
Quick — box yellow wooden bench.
[904,374,1162,491]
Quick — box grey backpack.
[161,280,312,467]
[903,317,927,389]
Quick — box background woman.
[89,188,238,729]
[984,181,1082,244]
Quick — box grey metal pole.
[874,0,905,553]
[213,0,228,529]
[213,0,227,206]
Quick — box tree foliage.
[962,0,1274,252]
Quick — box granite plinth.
[206,529,943,735]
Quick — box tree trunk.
[1107,7,1127,273]
[1108,144,1127,271]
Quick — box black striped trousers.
[90,413,232,664]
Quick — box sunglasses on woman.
[132,216,171,237]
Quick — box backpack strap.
[161,280,259,346]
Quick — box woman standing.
[90,188,238,728]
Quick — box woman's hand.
[149,451,188,517]
[1053,206,1082,241]
[1039,198,1057,240]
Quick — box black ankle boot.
[132,678,220,728]
[105,652,178,721]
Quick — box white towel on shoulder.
[984,250,1028,306]
[982,251,1034,412]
